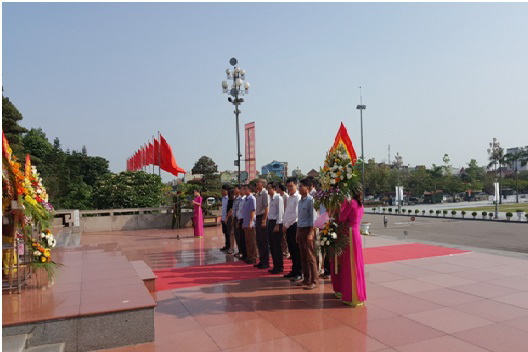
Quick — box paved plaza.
[77,225,528,352]
[364,214,528,255]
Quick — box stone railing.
[54,207,195,233]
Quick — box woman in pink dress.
[192,190,204,237]
[334,185,367,306]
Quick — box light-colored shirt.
[242,194,256,228]
[255,189,269,216]
[237,195,246,220]
[221,195,228,221]
[281,192,289,210]
[283,191,301,229]
[268,193,284,224]
[298,195,315,227]
[309,188,318,219]
[233,196,241,219]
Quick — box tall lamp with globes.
[222,57,250,187]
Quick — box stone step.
[2,334,27,352]
[25,343,64,352]
[130,260,157,292]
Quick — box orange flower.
[336,178,341,182]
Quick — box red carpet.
[154,243,469,291]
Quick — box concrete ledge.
[2,308,154,352]
[131,261,157,292]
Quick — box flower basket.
[516,210,524,221]
[472,212,477,219]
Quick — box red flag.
[159,134,186,176]
[330,122,358,165]
[153,138,160,166]
[148,142,154,165]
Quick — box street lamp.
[222,57,250,187]
[356,86,366,197]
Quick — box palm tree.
[505,148,528,203]
[488,140,505,204]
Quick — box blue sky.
[3,3,528,180]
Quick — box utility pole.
[356,87,367,194]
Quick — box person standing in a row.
[254,179,270,269]
[267,182,284,274]
[242,185,258,265]
[297,178,317,289]
[283,177,302,281]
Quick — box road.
[363,214,528,255]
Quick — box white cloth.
[283,191,301,229]
[268,193,284,224]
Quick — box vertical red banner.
[244,122,256,181]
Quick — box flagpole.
[158,131,161,177]
[152,135,155,174]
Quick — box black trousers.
[286,222,302,276]
[268,220,283,270]
[255,215,269,265]
[238,219,247,258]
[323,253,330,275]
[222,221,230,249]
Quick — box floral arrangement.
[316,218,349,257]
[315,144,359,214]
[28,229,60,279]
[314,144,360,258]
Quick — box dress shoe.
[245,260,256,265]
[290,275,303,282]
[258,264,270,269]
[253,263,261,268]
[269,268,283,274]
[304,284,316,290]
[220,247,227,252]
[283,272,296,278]
[239,257,247,261]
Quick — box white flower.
[34,251,41,256]
[330,172,337,178]
[326,240,330,245]
[41,233,46,238]
[330,179,336,185]
[331,233,337,239]
[347,172,353,179]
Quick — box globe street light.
[222,57,250,186]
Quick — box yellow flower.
[41,257,47,263]
[44,250,51,258]
[323,230,328,234]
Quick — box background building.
[292,167,303,179]
[261,161,288,180]
[220,170,249,184]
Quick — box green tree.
[60,177,93,210]
[191,156,218,175]
[92,171,163,209]
[22,128,53,165]
[2,95,28,158]
[505,148,528,203]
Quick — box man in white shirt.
[266,183,285,274]
[254,179,270,269]
[237,190,247,261]
[282,177,302,281]
[278,183,289,258]
[220,187,229,252]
